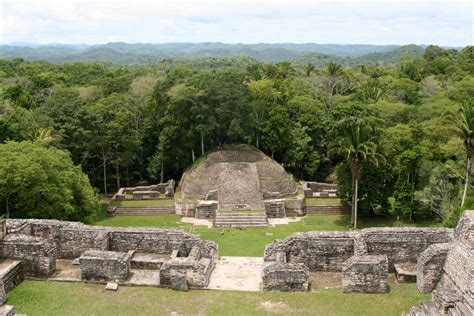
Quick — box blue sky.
[0,0,472,46]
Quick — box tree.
[0,141,100,221]
[329,120,385,228]
[456,102,474,207]
[303,63,315,77]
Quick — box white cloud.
[0,0,472,45]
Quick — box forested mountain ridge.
[0,42,434,65]
[0,44,473,224]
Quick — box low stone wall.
[342,255,389,293]
[264,231,358,272]
[159,240,218,289]
[116,180,175,200]
[0,261,23,294]
[262,263,309,291]
[264,227,453,273]
[361,227,454,271]
[416,242,452,293]
[6,219,203,260]
[0,234,56,277]
[304,182,337,197]
[79,250,131,282]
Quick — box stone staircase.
[306,205,350,215]
[214,212,268,227]
[111,206,175,216]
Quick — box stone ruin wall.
[408,211,473,315]
[264,227,454,272]
[0,219,218,290]
[263,226,455,293]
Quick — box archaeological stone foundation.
[0,208,472,315]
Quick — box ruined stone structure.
[262,263,309,291]
[408,211,474,315]
[263,226,454,293]
[303,182,350,216]
[0,210,471,314]
[176,144,304,226]
[0,218,218,308]
[114,180,176,201]
[342,255,389,293]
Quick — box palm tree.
[329,120,385,228]
[458,102,474,207]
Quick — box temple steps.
[214,212,268,227]
[112,206,175,216]
[306,205,350,215]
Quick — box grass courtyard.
[7,214,439,315]
[8,280,429,316]
[94,214,440,257]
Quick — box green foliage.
[0,141,100,221]
[0,45,472,225]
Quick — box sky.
[0,0,472,46]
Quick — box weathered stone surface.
[417,243,452,293]
[360,227,454,271]
[0,234,56,277]
[342,255,389,293]
[206,190,218,201]
[105,282,119,291]
[0,261,23,294]
[0,304,15,316]
[79,250,131,282]
[264,200,285,218]
[170,273,188,291]
[195,201,218,219]
[394,262,417,283]
[160,240,218,288]
[407,211,474,315]
[178,144,297,215]
[262,262,309,291]
[264,231,358,272]
[265,228,454,274]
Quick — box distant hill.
[0,42,429,65]
[353,44,425,64]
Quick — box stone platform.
[207,256,265,291]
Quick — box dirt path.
[207,256,265,291]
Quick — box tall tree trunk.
[256,131,259,148]
[5,196,10,219]
[201,133,205,156]
[102,158,108,195]
[160,159,164,184]
[126,166,130,187]
[115,163,120,190]
[461,155,471,207]
[354,176,359,229]
[351,173,355,226]
[191,148,195,162]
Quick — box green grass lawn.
[109,199,174,207]
[94,214,440,257]
[8,280,429,316]
[305,197,341,206]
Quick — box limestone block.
[79,250,131,282]
[262,262,309,291]
[342,255,389,293]
[171,274,188,291]
[105,282,118,291]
